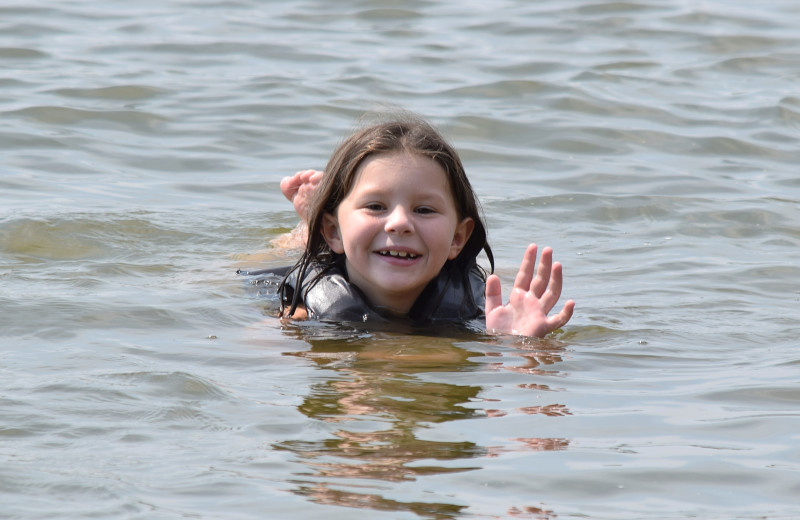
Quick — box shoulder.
[296,262,386,322]
[409,262,486,322]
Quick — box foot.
[280,169,323,224]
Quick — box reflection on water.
[275,329,570,517]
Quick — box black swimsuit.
[239,260,486,325]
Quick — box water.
[1,1,799,518]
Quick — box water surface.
[1,1,799,519]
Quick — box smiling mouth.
[377,250,420,260]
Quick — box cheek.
[423,221,456,253]
[339,216,375,252]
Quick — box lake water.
[1,1,799,518]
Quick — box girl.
[273,113,574,338]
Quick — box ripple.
[444,79,555,98]
[0,131,68,150]
[49,85,169,100]
[677,206,794,239]
[0,214,197,262]
[693,34,791,54]
[101,371,231,400]
[0,46,48,59]
[700,385,800,409]
[0,217,111,260]
[5,106,168,131]
[356,8,422,20]
[2,1,800,518]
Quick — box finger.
[513,243,537,291]
[546,299,575,332]
[539,261,563,312]
[531,246,553,297]
[485,274,504,314]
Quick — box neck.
[342,262,422,316]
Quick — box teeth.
[379,250,418,259]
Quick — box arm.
[282,304,309,320]
[485,243,574,338]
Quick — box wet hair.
[280,112,494,317]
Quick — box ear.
[448,217,475,259]
[321,212,345,254]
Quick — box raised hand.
[485,244,574,338]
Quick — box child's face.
[322,152,474,314]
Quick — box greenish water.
[1,1,799,519]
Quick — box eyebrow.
[357,188,450,205]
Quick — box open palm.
[485,244,574,338]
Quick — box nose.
[384,205,413,235]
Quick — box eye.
[364,202,385,211]
[415,206,437,215]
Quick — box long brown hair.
[280,112,493,317]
